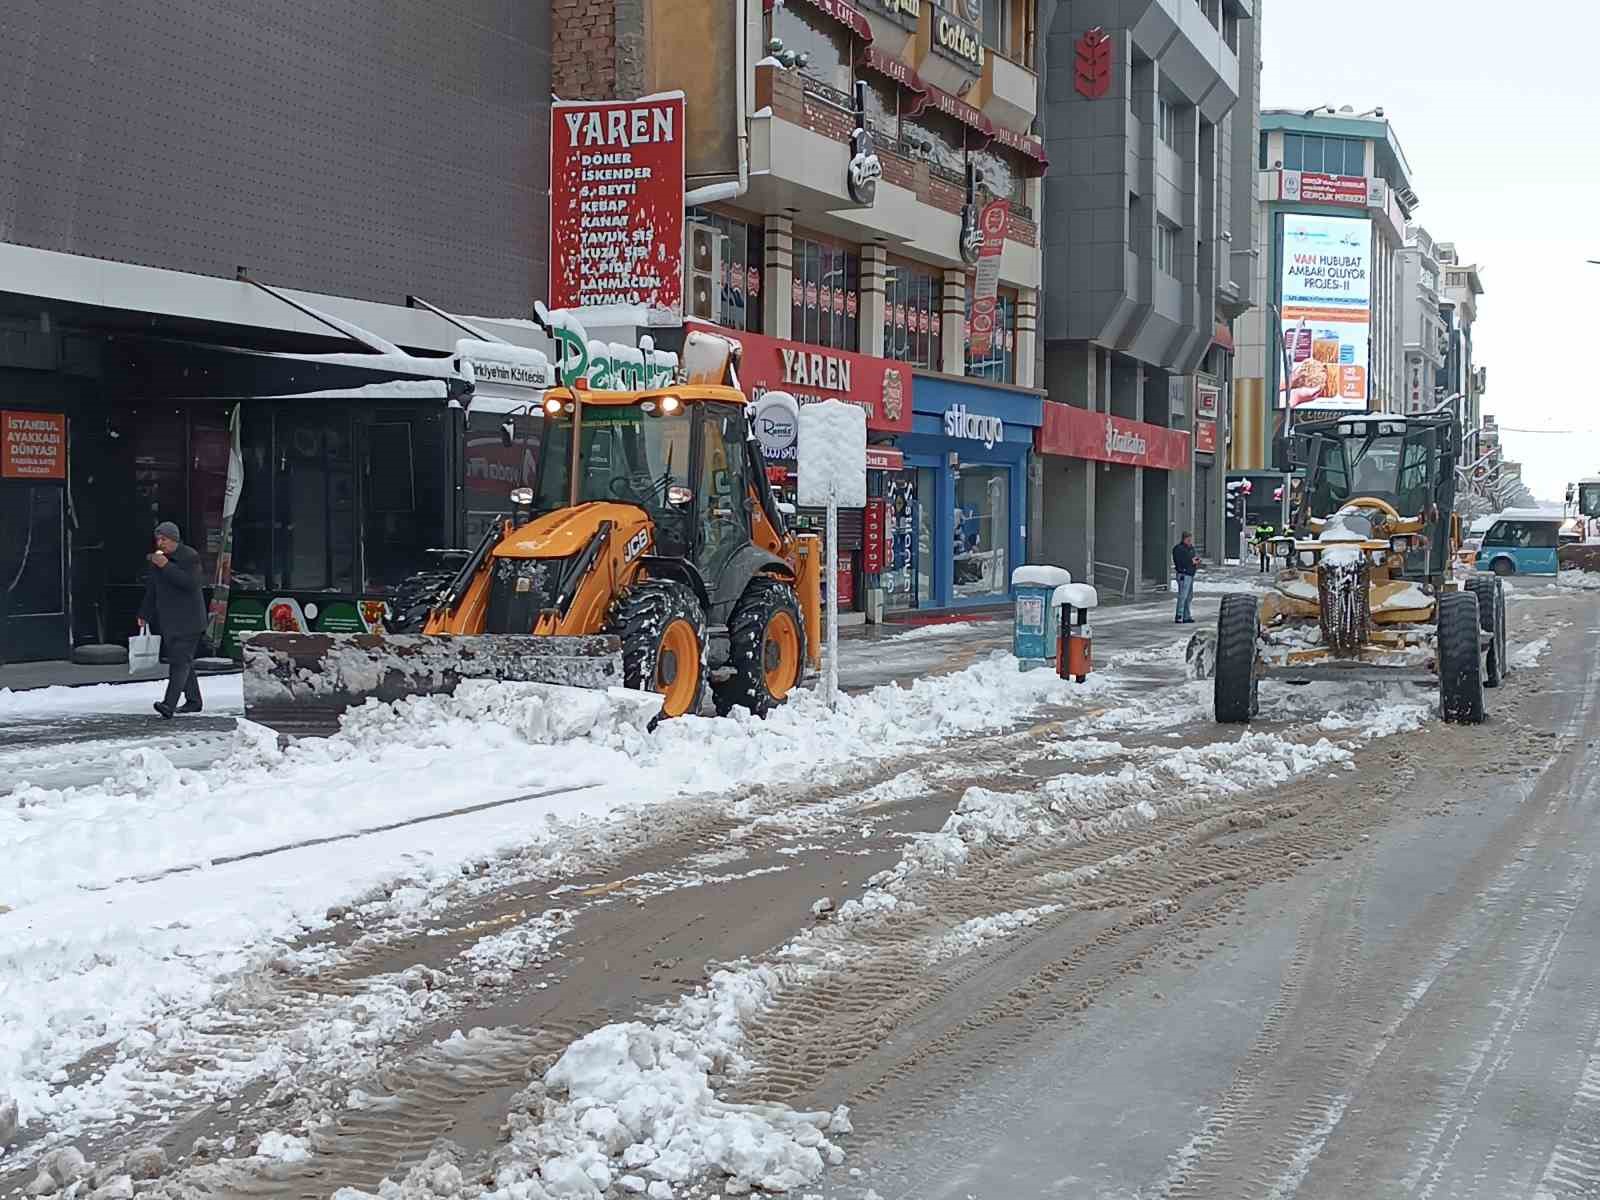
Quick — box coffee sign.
[932,2,984,72]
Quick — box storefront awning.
[768,0,874,43]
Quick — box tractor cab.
[1287,413,1459,583]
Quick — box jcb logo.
[624,529,650,562]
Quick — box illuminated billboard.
[1278,213,1371,411]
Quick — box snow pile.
[926,905,1064,963]
[349,967,851,1200]
[797,400,866,508]
[1511,637,1550,669]
[1192,577,1272,595]
[1558,569,1600,591]
[1373,584,1433,613]
[1011,565,1072,588]
[886,621,985,642]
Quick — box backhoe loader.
[243,331,823,735]
[1192,408,1503,726]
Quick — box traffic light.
[1226,479,1252,526]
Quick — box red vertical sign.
[549,94,686,322]
[863,497,890,574]
[968,199,1009,360]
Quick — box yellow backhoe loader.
[243,332,822,735]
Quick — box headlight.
[1270,537,1296,558]
[1389,534,1414,554]
[509,487,534,506]
[1297,549,1318,569]
[543,396,564,416]
[659,395,682,414]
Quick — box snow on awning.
[259,380,450,402]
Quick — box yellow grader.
[1202,411,1504,725]
[242,331,823,735]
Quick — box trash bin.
[1011,565,1074,670]
[1053,582,1100,683]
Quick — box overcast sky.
[1259,0,1599,503]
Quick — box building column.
[1015,288,1038,389]
[764,216,793,339]
[941,268,967,376]
[860,246,889,358]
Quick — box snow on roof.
[259,380,449,402]
[268,349,465,380]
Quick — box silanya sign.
[943,403,1004,449]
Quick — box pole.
[825,492,839,705]
[1271,302,1294,531]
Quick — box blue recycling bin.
[1011,565,1074,670]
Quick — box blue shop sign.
[911,374,1042,446]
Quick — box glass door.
[273,411,357,592]
[1,485,69,663]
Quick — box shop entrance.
[884,466,935,611]
[1,483,69,663]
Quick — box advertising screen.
[1278,213,1372,411]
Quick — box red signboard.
[968,199,1009,359]
[835,554,856,608]
[1036,402,1190,470]
[691,322,913,434]
[1282,171,1369,208]
[1074,27,1113,99]
[549,94,685,321]
[1195,419,1217,455]
[863,497,889,574]
[866,446,905,472]
[1,410,66,479]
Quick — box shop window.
[463,409,540,546]
[274,412,357,592]
[953,464,1009,598]
[970,147,1027,208]
[187,412,232,582]
[901,108,968,176]
[3,487,65,617]
[230,408,274,591]
[791,234,860,353]
[884,467,935,611]
[965,287,1019,383]
[769,3,852,96]
[884,259,942,371]
[122,409,187,585]
[692,211,764,333]
[363,418,424,592]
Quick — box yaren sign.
[944,403,1004,449]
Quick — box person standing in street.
[1254,521,1276,573]
[138,520,207,718]
[1172,532,1200,624]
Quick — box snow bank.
[1510,637,1550,669]
[1191,577,1271,595]
[886,621,984,642]
[1558,569,1600,591]
[926,906,1064,963]
[1,654,1098,1136]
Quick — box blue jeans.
[1175,573,1195,622]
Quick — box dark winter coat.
[1172,542,1199,577]
[139,543,208,637]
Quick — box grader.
[1203,410,1503,725]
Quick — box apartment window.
[1158,99,1176,148]
[1156,221,1179,276]
[884,260,942,371]
[1259,131,1269,169]
[982,0,1015,60]
[694,211,764,334]
[791,234,860,352]
[770,3,852,95]
[966,287,1018,383]
[1223,11,1239,51]
[1282,132,1365,176]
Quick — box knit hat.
[154,521,181,541]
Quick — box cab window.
[1483,521,1512,547]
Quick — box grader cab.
[1208,410,1504,725]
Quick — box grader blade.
[242,632,625,737]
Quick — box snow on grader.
[242,330,823,736]
[1192,411,1506,725]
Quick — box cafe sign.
[932,2,984,73]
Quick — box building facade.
[1436,242,1487,460]
[557,0,1052,615]
[1234,108,1418,471]
[0,2,555,663]
[1400,224,1447,414]
[1038,0,1252,588]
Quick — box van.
[1475,510,1564,576]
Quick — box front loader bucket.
[1559,544,1600,573]
[242,633,625,737]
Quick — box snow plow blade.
[1559,544,1600,573]
[242,632,625,738]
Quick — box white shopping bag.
[129,632,162,675]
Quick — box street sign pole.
[825,489,839,705]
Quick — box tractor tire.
[1438,590,1485,724]
[1214,593,1260,724]
[607,579,706,719]
[1466,575,1504,687]
[386,569,456,633]
[713,577,806,717]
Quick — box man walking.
[138,520,207,718]
[1172,531,1200,624]
[1254,521,1277,573]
